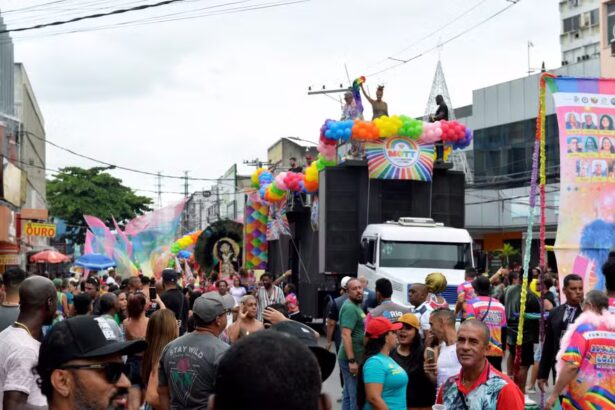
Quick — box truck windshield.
[379,241,472,269]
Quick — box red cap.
[366,317,403,339]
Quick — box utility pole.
[183,171,190,197]
[156,171,162,209]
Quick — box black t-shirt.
[390,348,435,407]
[435,103,449,121]
[503,284,540,344]
[92,296,101,316]
[289,166,303,173]
[161,288,189,335]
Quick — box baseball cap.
[340,276,352,289]
[193,294,227,322]
[38,316,147,374]
[397,313,420,330]
[366,316,402,339]
[271,321,336,381]
[162,269,178,283]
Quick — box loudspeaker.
[319,166,364,274]
[431,170,465,228]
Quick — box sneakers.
[526,386,537,393]
[524,394,537,405]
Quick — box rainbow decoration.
[250,107,473,201]
[243,192,269,269]
[365,137,434,181]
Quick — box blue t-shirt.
[363,353,408,410]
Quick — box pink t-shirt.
[609,298,615,315]
[560,318,615,409]
[466,296,507,356]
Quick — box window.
[563,15,580,33]
[590,9,599,26]
[361,238,376,265]
[379,241,472,269]
[473,115,560,187]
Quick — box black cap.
[162,269,178,283]
[38,316,147,373]
[271,321,336,381]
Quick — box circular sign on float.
[384,137,420,168]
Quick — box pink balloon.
[276,172,288,190]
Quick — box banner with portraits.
[547,77,615,292]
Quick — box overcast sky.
[3,0,562,205]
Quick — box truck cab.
[358,217,474,308]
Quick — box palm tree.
[495,243,519,265]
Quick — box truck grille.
[441,285,458,306]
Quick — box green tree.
[494,243,519,265]
[47,166,153,244]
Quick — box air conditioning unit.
[581,13,590,27]
[568,0,578,6]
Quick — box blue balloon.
[259,186,267,199]
[325,129,333,138]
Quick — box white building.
[560,0,600,66]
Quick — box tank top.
[437,342,461,389]
[371,100,388,119]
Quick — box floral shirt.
[436,362,524,410]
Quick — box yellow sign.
[0,254,20,265]
[24,222,56,238]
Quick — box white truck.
[358,217,474,308]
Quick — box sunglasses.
[60,362,129,384]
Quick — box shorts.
[126,355,143,387]
[507,342,534,367]
[533,343,542,362]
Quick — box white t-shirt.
[0,326,47,408]
[436,342,461,389]
[230,286,247,305]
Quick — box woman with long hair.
[600,114,614,130]
[390,314,435,410]
[123,292,148,410]
[142,309,179,410]
[358,317,407,410]
[600,137,615,154]
[115,289,129,323]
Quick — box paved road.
[319,338,553,409]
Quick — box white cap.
[340,276,352,289]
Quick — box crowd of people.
[0,251,613,410]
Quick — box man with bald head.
[436,319,524,409]
[0,275,57,409]
[409,283,432,333]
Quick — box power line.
[364,0,520,78]
[3,0,309,40]
[21,130,236,181]
[386,0,489,62]
[0,0,189,33]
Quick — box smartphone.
[425,347,435,362]
[149,287,157,300]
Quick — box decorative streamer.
[538,73,554,409]
[514,73,554,409]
